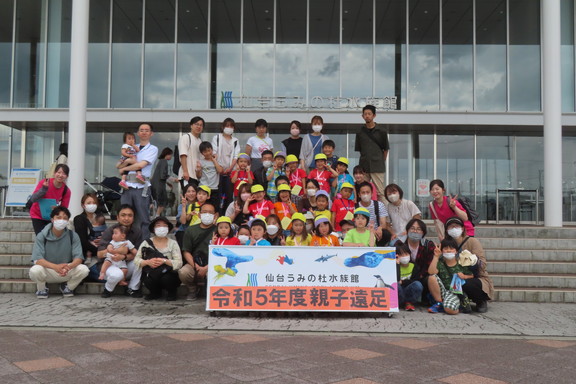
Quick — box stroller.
[84,177,123,219]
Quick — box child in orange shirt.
[310,215,340,247]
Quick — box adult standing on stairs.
[444,217,493,313]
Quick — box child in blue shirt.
[248,218,271,246]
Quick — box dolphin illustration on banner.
[212,248,254,273]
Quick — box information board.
[5,168,42,207]
[207,246,399,312]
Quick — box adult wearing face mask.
[399,218,437,298]
[212,118,240,215]
[134,216,182,301]
[384,184,422,243]
[246,119,274,187]
[356,181,393,246]
[281,120,304,159]
[179,201,218,301]
[444,217,493,313]
[300,115,329,171]
[73,193,102,263]
[29,207,89,299]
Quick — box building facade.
[0,0,575,222]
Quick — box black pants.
[463,278,489,303]
[32,218,51,235]
[142,270,181,296]
[218,174,233,216]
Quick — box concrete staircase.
[1,219,575,302]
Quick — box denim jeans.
[397,280,424,305]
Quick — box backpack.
[172,133,191,174]
[455,196,480,226]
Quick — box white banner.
[5,168,42,207]
[207,246,399,312]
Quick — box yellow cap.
[251,184,265,193]
[216,216,232,225]
[337,157,349,166]
[236,180,247,190]
[340,182,354,191]
[254,214,266,222]
[285,154,298,164]
[198,185,211,197]
[291,212,306,223]
[277,184,291,193]
[314,153,327,161]
[354,207,370,218]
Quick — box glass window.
[387,132,413,199]
[211,0,241,108]
[176,0,208,109]
[562,135,576,221]
[561,0,574,112]
[408,0,439,111]
[275,0,306,98]
[375,0,406,110]
[111,0,143,108]
[0,124,13,185]
[0,0,14,107]
[509,0,541,111]
[309,0,340,100]
[84,130,102,182]
[441,0,472,111]
[243,1,274,98]
[342,0,372,98]
[436,134,475,199]
[143,0,175,109]
[46,0,72,108]
[88,0,111,108]
[25,130,63,172]
[413,133,434,217]
[13,0,46,108]
[475,0,507,111]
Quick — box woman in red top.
[243,184,275,218]
[28,164,71,234]
[428,179,474,240]
[212,216,241,245]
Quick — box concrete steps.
[0,220,575,302]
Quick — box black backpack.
[455,196,480,226]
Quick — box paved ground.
[1,294,575,383]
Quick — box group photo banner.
[207,246,399,312]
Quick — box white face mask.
[408,232,423,241]
[240,193,251,201]
[267,225,279,235]
[387,193,400,203]
[200,213,215,226]
[238,235,249,244]
[399,256,411,265]
[443,252,456,260]
[263,160,273,168]
[154,227,169,237]
[447,227,463,239]
[312,125,322,133]
[307,188,317,197]
[223,127,234,136]
[53,219,68,231]
[290,128,300,137]
[360,194,372,203]
[84,204,97,213]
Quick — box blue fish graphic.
[343,251,395,268]
[315,254,337,262]
[212,248,254,273]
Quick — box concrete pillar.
[67,0,89,218]
[542,0,563,227]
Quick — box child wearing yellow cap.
[285,154,306,196]
[211,216,241,245]
[332,157,355,200]
[343,208,375,247]
[331,182,356,232]
[243,184,275,218]
[285,213,312,246]
[231,153,254,196]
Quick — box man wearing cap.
[118,123,158,238]
[179,201,218,300]
[266,151,287,200]
[355,105,389,202]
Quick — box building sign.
[220,91,397,111]
[207,246,399,312]
[416,179,430,198]
[5,168,42,207]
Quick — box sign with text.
[207,246,398,312]
[416,179,430,198]
[5,168,42,207]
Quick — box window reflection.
[408,0,439,111]
[111,0,143,108]
[243,44,273,97]
[275,44,306,97]
[0,1,14,107]
[561,0,574,112]
[414,134,434,216]
[46,0,71,108]
[88,0,110,108]
[475,0,507,111]
[25,130,63,173]
[309,45,339,97]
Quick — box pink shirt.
[30,179,71,220]
[429,196,474,236]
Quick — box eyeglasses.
[408,227,423,232]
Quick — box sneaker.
[36,288,49,299]
[186,287,199,301]
[60,283,74,297]
[125,288,143,298]
[118,180,129,190]
[135,174,146,184]
[101,288,112,298]
[476,300,488,313]
[428,302,444,313]
[460,296,472,314]
[405,302,416,311]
